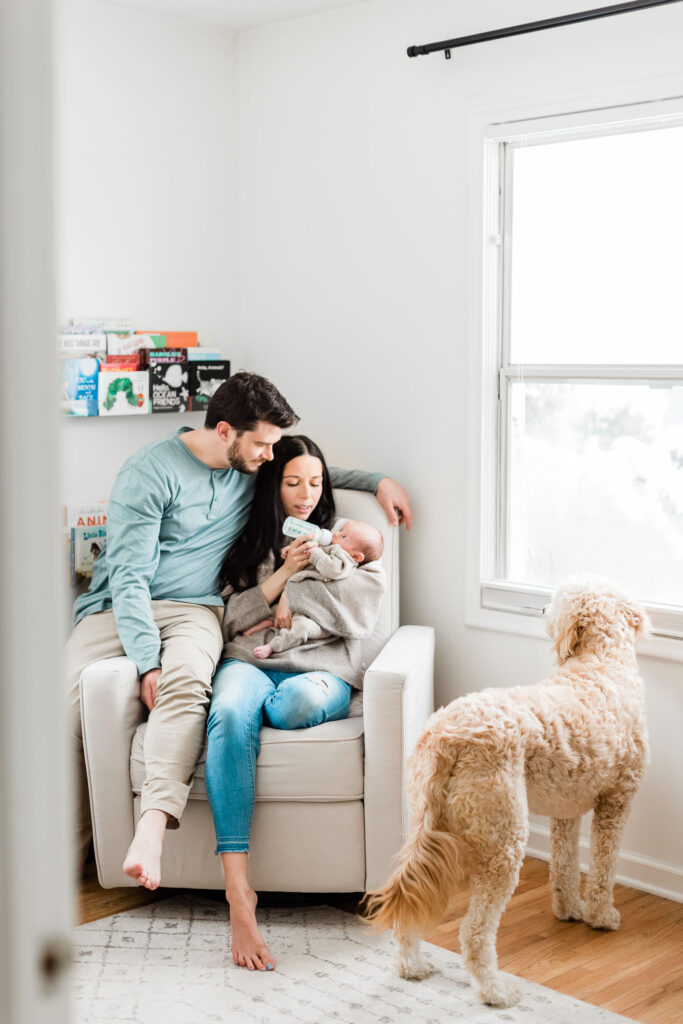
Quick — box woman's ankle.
[225,883,256,907]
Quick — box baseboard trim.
[526,823,683,904]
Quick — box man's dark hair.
[219,434,336,592]
[204,371,298,432]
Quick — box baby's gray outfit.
[267,544,357,654]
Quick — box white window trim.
[465,86,683,664]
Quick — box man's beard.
[227,438,260,474]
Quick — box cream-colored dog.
[364,578,649,1008]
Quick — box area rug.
[73,896,635,1024]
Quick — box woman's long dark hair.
[220,434,336,592]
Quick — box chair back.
[333,489,399,667]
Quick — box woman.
[205,435,385,974]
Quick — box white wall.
[238,0,683,898]
[55,0,242,504]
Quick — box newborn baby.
[253,519,384,659]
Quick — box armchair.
[80,489,435,892]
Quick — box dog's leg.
[459,853,524,1008]
[395,929,434,980]
[550,816,584,921]
[583,788,634,930]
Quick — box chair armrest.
[80,656,146,887]
[362,625,435,890]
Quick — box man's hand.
[274,592,292,630]
[376,477,413,530]
[140,668,161,711]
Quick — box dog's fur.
[363,578,649,1008]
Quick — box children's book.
[188,361,231,411]
[186,348,221,362]
[58,332,107,352]
[138,331,198,348]
[148,348,187,364]
[60,357,100,416]
[149,362,190,413]
[65,502,108,587]
[98,371,149,415]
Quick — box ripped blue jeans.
[205,658,352,854]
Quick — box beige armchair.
[80,489,435,892]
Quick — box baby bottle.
[282,516,333,546]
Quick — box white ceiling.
[99,0,372,31]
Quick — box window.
[477,101,683,646]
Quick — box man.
[67,372,411,889]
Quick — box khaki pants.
[66,600,223,864]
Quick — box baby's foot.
[228,887,276,972]
[253,644,273,660]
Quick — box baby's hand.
[280,544,291,559]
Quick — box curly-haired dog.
[364,578,649,1008]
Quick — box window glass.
[508,381,683,605]
[510,126,683,364]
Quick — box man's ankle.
[137,808,169,837]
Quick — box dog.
[363,577,649,1008]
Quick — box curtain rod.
[407,0,683,59]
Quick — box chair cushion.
[130,715,365,802]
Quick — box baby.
[253,519,384,659]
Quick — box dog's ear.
[556,617,582,662]
[621,599,651,639]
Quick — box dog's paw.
[398,955,434,981]
[552,894,585,922]
[584,905,621,931]
[478,976,522,1008]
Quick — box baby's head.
[331,520,384,565]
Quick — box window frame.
[466,96,683,660]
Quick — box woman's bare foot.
[253,643,273,660]
[227,885,275,971]
[123,808,167,890]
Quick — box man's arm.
[105,464,166,679]
[328,468,413,530]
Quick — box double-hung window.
[476,100,683,649]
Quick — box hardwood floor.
[78,857,683,1023]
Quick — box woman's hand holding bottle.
[282,535,316,576]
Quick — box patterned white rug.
[74,896,635,1024]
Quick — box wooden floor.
[79,857,683,1024]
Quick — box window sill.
[464,581,683,664]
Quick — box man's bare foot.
[123,809,167,890]
[227,885,275,971]
[253,644,273,660]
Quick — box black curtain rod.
[407,0,683,59]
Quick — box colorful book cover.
[60,357,100,416]
[149,362,189,413]
[102,354,141,370]
[98,371,149,416]
[71,317,135,333]
[188,360,231,411]
[106,333,166,355]
[138,331,198,348]
[58,332,107,352]
[148,348,187,365]
[65,502,108,587]
[186,348,221,362]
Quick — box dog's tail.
[362,737,465,936]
